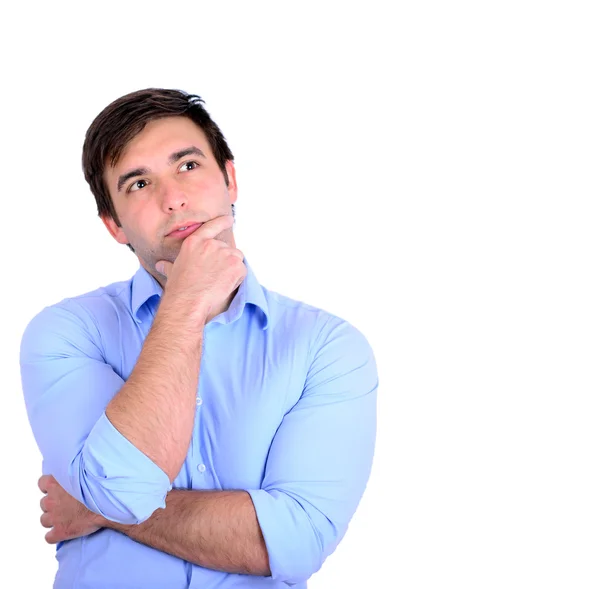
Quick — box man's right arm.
[105,214,243,484]
[21,215,244,525]
[104,300,206,483]
[20,298,206,525]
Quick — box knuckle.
[203,238,219,252]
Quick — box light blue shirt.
[20,258,378,588]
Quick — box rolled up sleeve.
[20,301,172,525]
[247,317,378,584]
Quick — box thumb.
[155,260,173,277]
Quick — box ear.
[225,160,238,205]
[100,214,129,246]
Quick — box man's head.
[82,88,238,282]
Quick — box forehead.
[115,116,210,166]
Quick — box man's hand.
[39,475,105,544]
[155,214,246,323]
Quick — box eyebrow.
[168,146,206,164]
[117,167,150,193]
[116,146,207,192]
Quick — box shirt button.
[196,397,203,406]
[197,464,206,473]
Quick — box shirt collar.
[131,257,270,330]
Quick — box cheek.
[187,173,224,196]
[122,211,157,244]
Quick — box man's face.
[102,116,237,284]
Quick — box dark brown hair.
[82,88,235,247]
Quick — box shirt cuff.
[247,488,324,584]
[76,412,173,524]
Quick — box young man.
[20,88,378,588]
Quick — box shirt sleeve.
[19,301,172,525]
[246,316,378,584]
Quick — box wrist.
[102,518,133,535]
[94,513,111,528]
[157,295,211,328]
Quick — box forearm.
[105,299,208,482]
[105,489,270,576]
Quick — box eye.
[179,161,199,172]
[128,179,149,193]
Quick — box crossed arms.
[39,478,270,575]
[21,297,378,584]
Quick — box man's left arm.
[40,478,270,576]
[247,318,378,584]
[41,318,377,582]
[110,488,270,575]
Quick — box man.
[20,88,378,588]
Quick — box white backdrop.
[1,1,599,587]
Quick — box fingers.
[45,529,59,545]
[191,214,235,241]
[156,239,243,276]
[155,260,173,277]
[38,474,57,493]
[39,476,58,543]
[40,512,53,529]
[233,272,247,291]
[229,248,244,261]
[38,475,50,493]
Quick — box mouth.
[166,223,203,239]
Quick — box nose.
[160,178,189,212]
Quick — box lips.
[167,223,203,239]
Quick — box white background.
[1,1,599,587]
